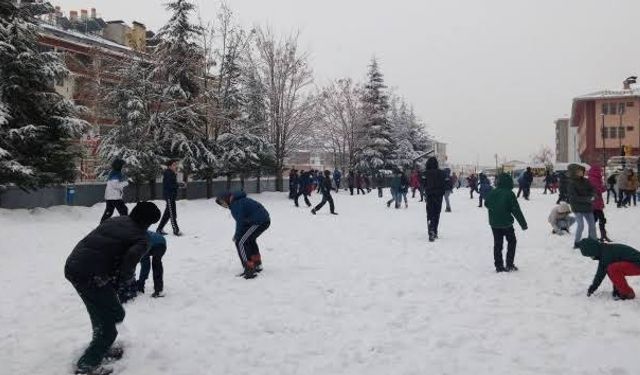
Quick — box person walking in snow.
[356,172,366,195]
[423,157,448,242]
[137,231,167,298]
[478,173,493,208]
[579,238,640,300]
[65,202,161,375]
[467,174,478,199]
[485,173,528,272]
[606,171,619,205]
[288,168,299,200]
[399,171,410,208]
[216,191,271,279]
[556,171,569,204]
[543,170,554,194]
[567,163,596,247]
[347,170,355,195]
[312,170,338,215]
[410,169,421,199]
[375,172,385,198]
[364,174,372,193]
[294,170,313,208]
[333,168,342,191]
[548,202,575,235]
[100,159,129,223]
[520,167,534,200]
[443,168,454,212]
[588,165,612,242]
[616,169,631,208]
[156,160,182,236]
[624,169,638,207]
[387,170,403,209]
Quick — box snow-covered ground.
[1,189,640,375]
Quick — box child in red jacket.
[588,165,611,242]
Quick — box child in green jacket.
[485,173,528,272]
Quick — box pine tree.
[355,58,393,173]
[98,59,161,189]
[152,0,213,177]
[0,1,87,189]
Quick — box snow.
[2,189,640,375]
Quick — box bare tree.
[248,27,315,191]
[316,78,363,171]
[532,145,554,166]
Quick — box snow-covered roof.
[39,22,133,56]
[573,87,640,101]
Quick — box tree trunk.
[226,174,232,191]
[256,171,262,193]
[275,167,284,192]
[240,174,245,191]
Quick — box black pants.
[522,186,531,200]
[335,181,341,190]
[314,192,335,213]
[69,280,125,372]
[516,187,522,198]
[357,187,366,195]
[349,186,354,195]
[426,194,443,235]
[100,200,128,223]
[138,244,166,293]
[478,196,484,207]
[378,187,383,198]
[492,226,517,268]
[606,185,617,204]
[157,198,179,234]
[294,191,311,207]
[235,221,270,269]
[470,187,475,199]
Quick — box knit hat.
[557,202,571,214]
[129,202,161,228]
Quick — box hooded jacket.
[319,172,333,195]
[548,202,572,231]
[485,173,527,229]
[65,216,150,287]
[587,165,605,210]
[629,172,639,191]
[220,191,270,240]
[578,238,640,292]
[422,157,448,196]
[478,173,493,198]
[567,164,594,213]
[104,170,129,200]
[617,169,631,191]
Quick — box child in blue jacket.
[137,231,167,297]
[216,191,271,279]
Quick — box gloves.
[521,225,528,231]
[587,285,597,297]
[117,278,138,304]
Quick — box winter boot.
[136,281,145,294]
[311,208,317,215]
[505,264,519,272]
[243,267,257,279]
[104,346,124,361]
[156,230,168,236]
[151,291,165,298]
[495,265,506,273]
[75,367,113,375]
[428,230,436,242]
[331,212,339,215]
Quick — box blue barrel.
[66,185,76,205]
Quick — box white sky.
[53,0,640,165]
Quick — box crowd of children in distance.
[65,157,640,374]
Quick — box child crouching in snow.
[548,202,575,235]
[216,191,271,279]
[578,238,640,300]
[485,173,528,273]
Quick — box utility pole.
[601,113,606,168]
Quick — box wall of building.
[555,119,569,163]
[0,178,286,209]
[593,98,640,149]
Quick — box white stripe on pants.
[237,225,259,264]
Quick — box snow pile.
[1,190,639,374]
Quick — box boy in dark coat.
[312,170,338,215]
[556,171,569,204]
[477,173,493,208]
[216,191,271,279]
[467,174,478,199]
[156,160,182,236]
[288,169,299,199]
[579,238,640,300]
[65,202,161,374]
[422,157,448,242]
[485,173,528,272]
[137,231,167,298]
[294,170,313,207]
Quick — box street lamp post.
[619,108,624,153]
[601,113,606,167]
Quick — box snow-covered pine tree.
[355,57,394,173]
[98,58,162,199]
[0,1,87,190]
[152,0,214,179]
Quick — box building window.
[627,102,634,107]
[619,126,626,138]
[602,103,608,115]
[618,103,625,115]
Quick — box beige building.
[555,118,569,163]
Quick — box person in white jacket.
[548,202,576,235]
[100,159,129,223]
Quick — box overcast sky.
[54,0,640,165]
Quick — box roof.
[573,87,640,101]
[39,22,133,56]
